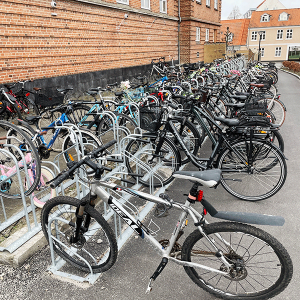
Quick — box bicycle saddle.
[172,169,221,188]
[214,116,240,127]
[25,115,41,123]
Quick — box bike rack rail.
[46,115,185,283]
[0,144,41,253]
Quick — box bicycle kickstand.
[146,257,168,294]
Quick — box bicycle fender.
[213,211,285,226]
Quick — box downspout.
[178,0,181,64]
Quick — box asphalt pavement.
[0,70,299,300]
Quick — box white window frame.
[205,28,209,42]
[214,0,218,9]
[196,0,201,3]
[261,14,270,22]
[261,47,265,57]
[196,27,200,42]
[251,31,257,41]
[275,47,282,57]
[117,0,129,4]
[260,31,266,41]
[206,0,210,7]
[276,29,283,40]
[286,29,293,39]
[141,0,150,10]
[160,0,167,13]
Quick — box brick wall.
[0,0,222,89]
[0,0,178,85]
[179,0,222,63]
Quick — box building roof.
[220,19,251,46]
[249,8,300,28]
[256,0,286,11]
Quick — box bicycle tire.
[125,135,181,188]
[235,120,284,153]
[96,113,138,146]
[265,98,286,127]
[168,117,201,165]
[2,121,41,198]
[38,107,63,129]
[30,167,56,208]
[181,222,293,300]
[217,139,287,201]
[41,196,118,273]
[68,104,93,128]
[62,128,102,163]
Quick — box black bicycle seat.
[172,169,221,188]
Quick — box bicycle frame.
[89,179,230,274]
[39,113,69,149]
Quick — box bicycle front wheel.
[217,139,287,201]
[181,222,293,300]
[125,136,181,188]
[41,196,118,273]
[62,129,102,163]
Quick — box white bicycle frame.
[90,179,232,275]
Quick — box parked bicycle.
[41,140,293,300]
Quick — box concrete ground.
[0,70,299,300]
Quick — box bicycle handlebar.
[50,139,117,188]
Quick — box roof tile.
[249,8,300,28]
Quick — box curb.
[279,68,300,80]
[0,231,47,267]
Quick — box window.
[196,0,201,3]
[206,0,210,7]
[261,14,270,22]
[141,0,150,9]
[117,0,129,4]
[261,47,265,57]
[196,27,200,42]
[160,0,167,13]
[279,12,289,21]
[286,29,293,39]
[277,29,283,40]
[259,31,266,40]
[205,28,209,42]
[251,31,257,41]
[214,0,218,9]
[275,47,282,57]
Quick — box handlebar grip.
[50,172,71,189]
[91,139,117,157]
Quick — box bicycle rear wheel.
[217,139,287,201]
[3,121,41,198]
[181,222,293,300]
[41,196,118,273]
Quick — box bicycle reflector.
[197,190,203,202]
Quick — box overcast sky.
[221,0,300,19]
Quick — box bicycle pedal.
[145,279,153,294]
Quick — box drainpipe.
[178,0,181,64]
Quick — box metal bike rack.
[46,122,185,283]
[0,144,41,253]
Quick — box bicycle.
[0,120,41,198]
[125,101,286,201]
[41,140,293,300]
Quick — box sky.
[221,0,300,19]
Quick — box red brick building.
[0,0,222,90]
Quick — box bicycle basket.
[139,105,161,132]
[245,100,267,116]
[35,92,64,107]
